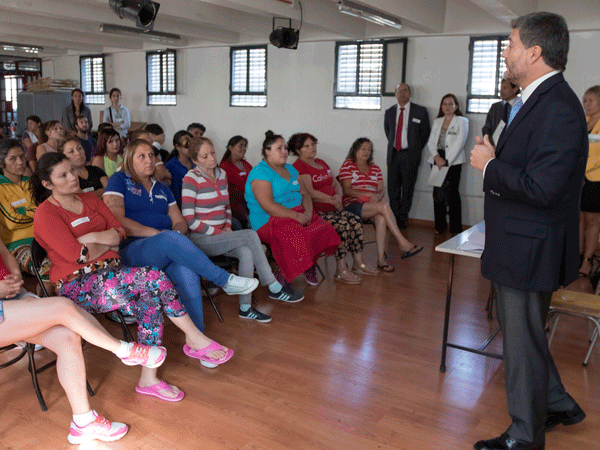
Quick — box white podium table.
[435,222,502,372]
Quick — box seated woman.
[22,115,42,173]
[59,137,108,198]
[0,239,166,444]
[339,138,423,272]
[220,136,252,229]
[289,133,377,284]
[182,137,303,320]
[103,139,259,331]
[426,93,469,234]
[0,139,51,280]
[92,128,122,178]
[35,120,63,168]
[32,152,234,402]
[245,131,340,287]
[165,130,194,207]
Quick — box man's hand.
[471,135,496,172]
[433,154,446,169]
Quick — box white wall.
[41,23,600,227]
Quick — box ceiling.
[0,0,536,58]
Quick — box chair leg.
[200,279,223,322]
[87,381,95,397]
[315,262,325,279]
[26,344,47,412]
[547,314,560,347]
[485,284,495,321]
[584,322,600,366]
[115,310,135,342]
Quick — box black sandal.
[401,245,424,259]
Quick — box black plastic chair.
[31,239,134,343]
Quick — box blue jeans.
[121,231,230,331]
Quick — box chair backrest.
[30,239,49,297]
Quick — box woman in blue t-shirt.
[245,131,340,287]
[104,139,259,332]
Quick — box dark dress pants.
[433,164,462,233]
[388,150,419,226]
[494,283,575,444]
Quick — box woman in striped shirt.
[182,137,304,320]
[339,138,423,272]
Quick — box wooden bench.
[548,289,600,366]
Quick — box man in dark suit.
[384,83,430,228]
[481,79,520,146]
[471,12,587,450]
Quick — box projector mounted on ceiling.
[269,17,300,50]
[337,0,402,29]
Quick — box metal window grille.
[80,55,105,105]
[146,49,177,106]
[230,46,267,107]
[334,41,383,110]
[467,36,509,113]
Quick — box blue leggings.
[121,231,230,331]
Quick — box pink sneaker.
[304,266,319,286]
[120,342,166,369]
[67,411,128,444]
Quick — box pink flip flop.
[183,341,234,368]
[135,380,184,402]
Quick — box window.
[79,55,105,105]
[146,49,176,106]
[230,46,267,107]
[467,36,509,113]
[334,41,383,110]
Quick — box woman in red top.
[32,152,232,403]
[220,136,252,228]
[339,138,423,272]
[290,133,376,284]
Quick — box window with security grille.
[146,49,177,106]
[230,46,267,107]
[79,55,105,105]
[467,36,509,113]
[334,41,383,110]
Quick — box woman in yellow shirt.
[579,85,600,276]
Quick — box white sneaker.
[67,411,128,444]
[222,274,259,296]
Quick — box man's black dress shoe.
[474,433,544,450]
[545,403,586,430]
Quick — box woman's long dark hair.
[287,133,317,156]
[96,127,120,157]
[71,88,86,118]
[346,137,374,165]
[436,93,463,118]
[30,152,68,205]
[221,135,248,163]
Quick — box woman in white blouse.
[102,88,131,141]
[427,94,469,234]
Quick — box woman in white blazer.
[426,94,469,234]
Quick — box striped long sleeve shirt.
[181,167,232,235]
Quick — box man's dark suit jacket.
[481,73,588,292]
[481,100,506,146]
[384,103,431,167]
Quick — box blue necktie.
[507,98,523,126]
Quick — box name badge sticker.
[292,180,299,185]
[239,172,247,176]
[412,118,421,123]
[82,187,94,193]
[10,198,25,207]
[71,217,90,227]
[589,134,600,144]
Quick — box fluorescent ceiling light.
[99,23,181,44]
[337,0,402,29]
[0,42,42,54]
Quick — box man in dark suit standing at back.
[384,83,430,229]
[481,78,520,146]
[471,12,587,450]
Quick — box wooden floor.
[1,226,599,449]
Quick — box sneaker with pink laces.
[305,266,319,286]
[67,411,128,444]
[119,342,167,369]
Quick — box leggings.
[318,210,364,260]
[187,229,276,306]
[121,231,230,331]
[58,265,186,346]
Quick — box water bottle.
[9,121,16,138]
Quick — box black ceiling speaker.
[269,18,299,50]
